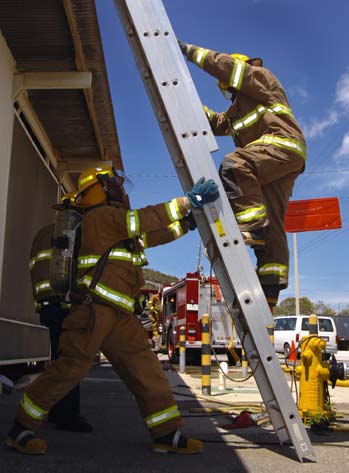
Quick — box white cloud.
[303,69,349,140]
[335,70,349,110]
[324,173,349,190]
[303,110,338,139]
[335,132,349,161]
[289,85,309,103]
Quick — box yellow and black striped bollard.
[179,325,186,373]
[241,348,248,377]
[267,324,274,346]
[201,314,211,395]
[308,314,318,336]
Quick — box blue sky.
[96,0,349,310]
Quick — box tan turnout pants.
[219,144,305,288]
[16,303,182,439]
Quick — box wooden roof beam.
[14,92,75,192]
[13,71,92,101]
[63,0,107,162]
[57,159,113,175]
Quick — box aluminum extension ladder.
[113,0,315,462]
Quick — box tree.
[341,305,349,315]
[313,301,336,316]
[274,296,314,316]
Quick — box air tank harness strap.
[73,242,122,333]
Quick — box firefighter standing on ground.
[6,166,219,455]
[29,192,91,433]
[179,40,306,310]
[149,293,162,351]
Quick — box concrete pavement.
[1,354,349,473]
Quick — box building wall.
[0,32,15,297]
[0,118,58,323]
[0,33,55,363]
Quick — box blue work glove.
[186,177,219,209]
[183,211,197,231]
[178,39,189,56]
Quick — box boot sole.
[5,436,47,455]
[152,444,203,454]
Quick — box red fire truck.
[159,272,241,364]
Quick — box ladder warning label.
[214,219,226,237]
[209,206,226,237]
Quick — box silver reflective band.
[247,134,306,159]
[78,256,99,267]
[79,276,135,312]
[127,210,139,237]
[78,249,148,268]
[166,199,182,221]
[193,48,210,67]
[231,60,244,89]
[34,281,51,294]
[145,405,180,428]
[29,249,52,270]
[236,206,266,224]
[231,103,294,134]
[21,394,47,420]
[169,222,184,239]
[258,264,288,277]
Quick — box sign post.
[284,197,342,313]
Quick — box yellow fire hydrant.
[295,314,349,425]
[295,334,331,423]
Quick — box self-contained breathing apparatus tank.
[49,207,82,295]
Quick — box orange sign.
[284,197,342,233]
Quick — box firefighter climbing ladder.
[113,0,314,462]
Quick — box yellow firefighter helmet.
[60,191,77,204]
[218,53,263,92]
[77,166,115,194]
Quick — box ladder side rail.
[114,0,274,327]
[113,0,314,462]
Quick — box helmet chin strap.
[103,180,124,204]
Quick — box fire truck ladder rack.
[113,0,314,462]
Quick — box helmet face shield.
[110,169,134,195]
[94,168,133,195]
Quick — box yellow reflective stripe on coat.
[78,249,148,268]
[257,263,288,278]
[236,205,267,224]
[168,221,184,239]
[229,60,246,90]
[203,105,215,121]
[140,233,148,249]
[145,405,180,429]
[165,199,183,222]
[231,103,295,134]
[78,250,132,267]
[192,47,210,68]
[79,275,135,313]
[29,249,52,270]
[126,210,140,237]
[20,393,48,420]
[132,252,148,266]
[34,280,52,294]
[246,134,307,160]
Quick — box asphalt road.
[1,355,349,473]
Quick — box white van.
[274,315,338,357]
